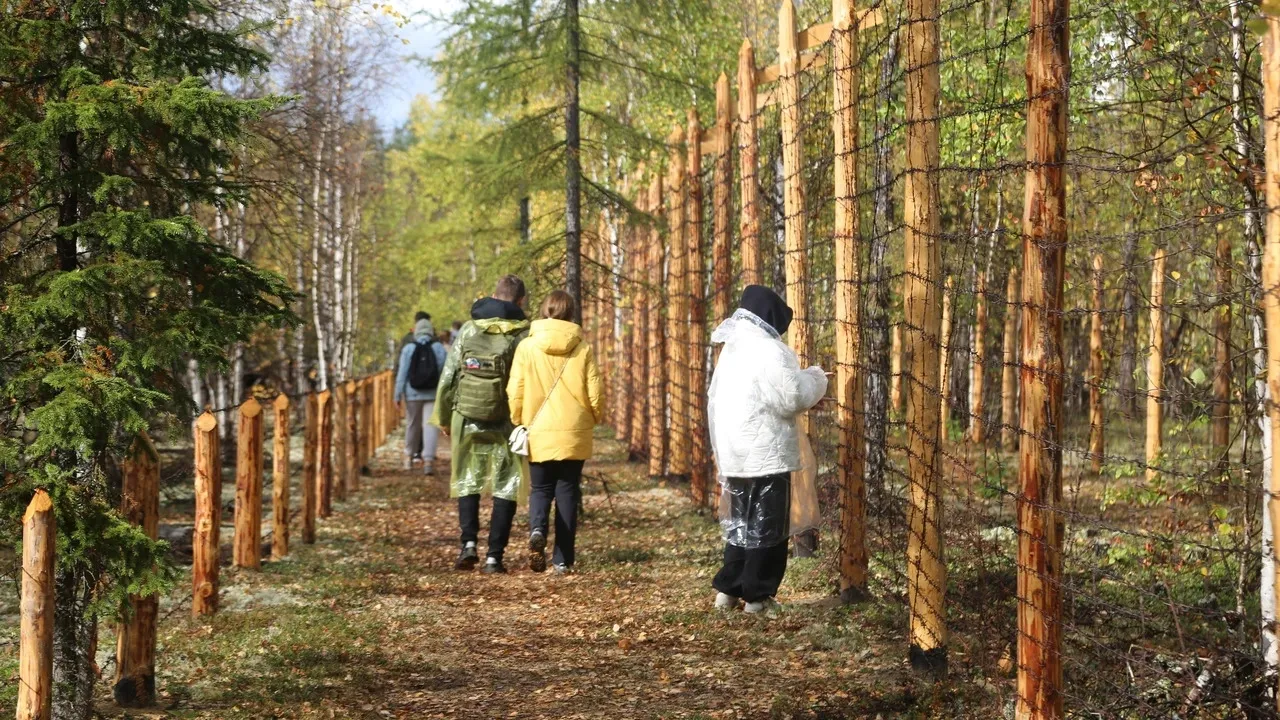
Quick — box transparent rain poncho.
[431,316,531,503]
[708,309,826,548]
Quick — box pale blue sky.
[375,0,461,132]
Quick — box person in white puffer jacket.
[707,285,828,614]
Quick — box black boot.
[455,544,479,571]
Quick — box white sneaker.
[714,592,740,611]
[402,457,413,470]
[743,598,780,615]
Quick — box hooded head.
[413,318,435,340]
[738,285,793,336]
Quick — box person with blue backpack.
[395,317,448,475]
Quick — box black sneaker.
[529,531,547,573]
[455,545,479,571]
[481,557,507,574]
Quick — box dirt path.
[93,431,989,719]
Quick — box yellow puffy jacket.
[507,318,604,462]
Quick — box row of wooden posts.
[580,0,1077,717]
[16,371,399,718]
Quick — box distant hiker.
[394,317,447,475]
[396,310,432,371]
[507,290,603,574]
[445,320,463,351]
[707,285,827,614]
[431,276,531,574]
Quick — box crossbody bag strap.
[527,359,569,429]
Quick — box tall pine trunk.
[865,30,898,496]
[53,127,97,720]
[564,0,582,320]
[1117,225,1139,417]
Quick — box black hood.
[470,296,527,321]
[738,284,792,336]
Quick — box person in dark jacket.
[431,275,530,573]
[395,311,432,373]
[395,318,448,474]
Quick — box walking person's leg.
[712,544,747,606]
[741,473,790,612]
[551,460,585,569]
[419,401,439,475]
[527,462,554,572]
[456,494,481,570]
[712,476,753,608]
[403,399,426,469]
[741,542,789,603]
[483,497,518,573]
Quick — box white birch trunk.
[1231,0,1275,672]
[311,127,330,392]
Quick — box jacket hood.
[471,296,527,321]
[413,318,435,340]
[528,318,582,355]
[738,285,792,336]
[472,316,530,335]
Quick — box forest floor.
[21,428,1008,720]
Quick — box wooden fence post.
[1002,267,1020,450]
[1089,254,1105,474]
[971,271,988,443]
[738,39,761,286]
[362,378,374,470]
[317,390,333,518]
[1261,10,1280,710]
[629,183,650,462]
[347,380,360,493]
[647,172,667,479]
[332,385,348,503]
[272,395,290,560]
[1212,233,1231,474]
[667,126,690,479]
[688,108,711,506]
[1017,0,1069,712]
[115,433,160,706]
[233,398,264,570]
[890,324,903,414]
[779,0,817,558]
[939,275,954,436]
[903,0,947,674]
[302,393,318,544]
[192,411,221,616]
[833,0,867,601]
[18,490,54,720]
[1146,247,1166,484]
[713,73,734,328]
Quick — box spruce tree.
[0,1,294,715]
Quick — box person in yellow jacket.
[507,290,604,573]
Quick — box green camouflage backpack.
[455,327,522,422]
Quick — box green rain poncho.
[431,315,531,501]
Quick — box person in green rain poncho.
[431,275,531,574]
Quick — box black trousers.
[458,494,517,560]
[528,460,585,567]
[712,542,789,603]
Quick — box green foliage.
[0,0,295,619]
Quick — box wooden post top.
[317,389,332,408]
[196,411,218,432]
[274,394,290,410]
[779,0,798,61]
[834,0,852,29]
[24,489,52,521]
[240,397,262,418]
